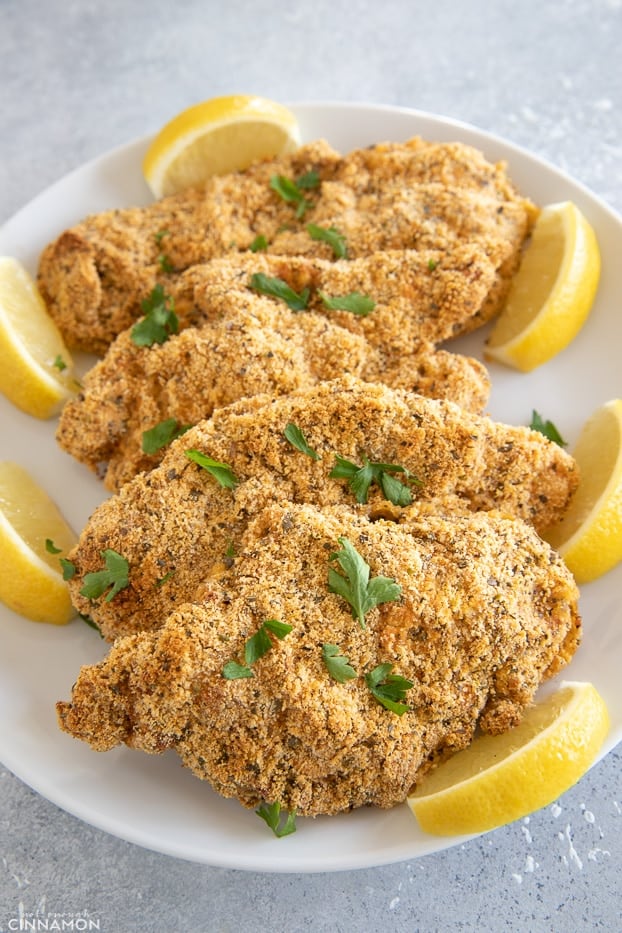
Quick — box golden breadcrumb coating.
[38,137,536,352]
[57,501,580,818]
[56,247,494,490]
[65,377,578,642]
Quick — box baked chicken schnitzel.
[65,377,578,643]
[57,500,580,818]
[38,137,535,353]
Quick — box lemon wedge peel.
[143,95,302,198]
[0,461,77,625]
[407,681,609,837]
[486,201,601,372]
[544,399,622,583]
[0,257,76,419]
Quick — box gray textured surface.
[1,1,621,930]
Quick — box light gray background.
[1,1,621,930]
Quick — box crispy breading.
[57,501,580,818]
[38,137,536,352]
[65,377,578,642]
[56,249,494,490]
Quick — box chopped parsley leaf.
[53,355,68,372]
[79,549,130,603]
[256,800,297,837]
[306,223,347,259]
[322,643,358,683]
[249,234,269,252]
[330,454,422,506]
[45,538,61,555]
[283,422,321,460]
[365,663,413,715]
[142,418,192,455]
[248,272,310,311]
[184,449,238,489]
[60,558,76,581]
[328,537,402,629]
[529,410,567,447]
[157,253,175,273]
[270,174,314,218]
[318,291,376,316]
[222,660,254,680]
[131,284,178,346]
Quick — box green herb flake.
[222,660,254,680]
[529,410,567,447]
[184,449,239,489]
[131,284,178,347]
[53,355,68,372]
[157,253,175,273]
[427,258,438,271]
[270,174,313,218]
[365,663,413,715]
[142,418,192,455]
[45,538,62,555]
[248,272,310,311]
[322,643,358,683]
[328,537,402,629]
[283,422,321,460]
[330,454,422,506]
[154,229,170,244]
[306,223,347,259]
[60,558,76,581]
[295,170,321,190]
[79,549,130,603]
[318,291,376,316]
[249,234,269,252]
[256,800,297,838]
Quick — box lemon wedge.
[485,201,600,372]
[543,399,622,582]
[0,461,77,624]
[143,94,302,198]
[0,256,76,419]
[407,681,609,836]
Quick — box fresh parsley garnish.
[306,223,347,258]
[248,272,310,311]
[184,449,239,488]
[255,801,297,838]
[330,454,422,506]
[45,538,62,555]
[283,422,321,460]
[295,170,321,190]
[131,284,178,346]
[249,234,269,252]
[322,643,358,683]
[79,549,130,603]
[318,291,376,316]
[328,537,402,629]
[427,258,438,271]
[529,410,567,447]
[270,174,315,218]
[157,253,175,273]
[53,355,68,372]
[223,619,293,680]
[142,418,192,455]
[60,558,76,581]
[365,663,413,715]
[154,229,170,244]
[222,660,254,680]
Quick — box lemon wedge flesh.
[408,681,609,836]
[0,257,76,419]
[143,95,302,198]
[0,461,77,624]
[543,398,622,582]
[486,201,600,372]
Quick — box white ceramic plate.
[0,102,621,873]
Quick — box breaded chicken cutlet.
[38,137,536,353]
[57,500,580,818]
[66,377,578,643]
[57,248,495,490]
